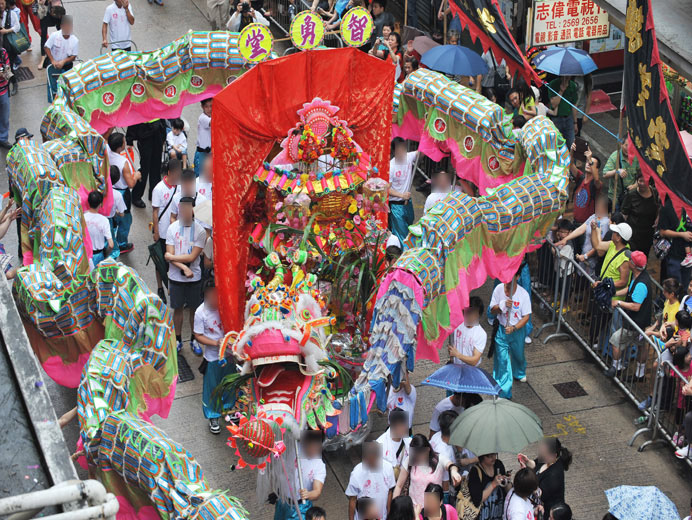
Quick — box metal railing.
[527,239,687,461]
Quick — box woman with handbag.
[463,453,510,520]
[518,438,573,514]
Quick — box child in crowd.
[423,169,454,213]
[85,191,114,267]
[429,410,457,497]
[388,137,417,245]
[107,166,125,260]
[550,219,575,302]
[449,296,487,367]
[171,169,209,229]
[274,430,326,519]
[673,348,692,447]
[197,154,213,200]
[376,408,411,477]
[429,393,464,438]
[194,98,212,176]
[193,279,236,434]
[386,369,416,432]
[490,268,532,399]
[346,442,395,520]
[355,497,379,520]
[166,118,188,168]
[165,196,207,355]
[151,159,182,303]
[305,506,326,520]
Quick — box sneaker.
[191,339,203,356]
[157,287,167,304]
[176,340,183,352]
[119,243,134,254]
[682,253,692,268]
[637,396,652,411]
[633,415,647,426]
[518,376,527,383]
[604,366,617,378]
[675,445,692,459]
[209,418,220,434]
[524,336,532,344]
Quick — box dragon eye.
[301,309,312,320]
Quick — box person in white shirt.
[388,137,417,245]
[226,0,270,32]
[490,269,532,399]
[151,159,182,302]
[376,408,411,477]
[165,196,207,355]
[166,118,188,169]
[449,296,487,367]
[107,132,140,254]
[275,430,327,518]
[170,169,209,229]
[101,0,134,51]
[43,15,77,84]
[106,166,126,261]
[429,393,464,438]
[84,191,114,266]
[386,369,416,431]
[504,468,540,520]
[424,169,454,213]
[429,410,457,494]
[197,154,213,200]
[346,442,396,520]
[194,98,212,176]
[193,279,237,434]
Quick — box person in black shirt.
[517,437,572,514]
[467,453,510,520]
[659,196,692,288]
[621,172,659,256]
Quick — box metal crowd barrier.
[528,239,689,464]
[265,0,344,48]
[654,360,692,468]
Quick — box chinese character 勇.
[300,16,316,46]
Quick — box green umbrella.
[448,398,543,455]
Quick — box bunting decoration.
[447,0,541,84]
[624,0,692,212]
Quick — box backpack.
[455,466,482,520]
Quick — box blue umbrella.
[421,45,488,77]
[605,486,679,520]
[534,46,597,76]
[422,363,500,395]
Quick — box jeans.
[552,115,575,148]
[113,188,132,248]
[666,256,692,289]
[0,90,8,142]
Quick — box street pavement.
[1,3,692,518]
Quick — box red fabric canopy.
[212,47,395,331]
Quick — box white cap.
[609,222,632,242]
[386,234,402,249]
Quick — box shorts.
[168,279,202,310]
[609,327,643,348]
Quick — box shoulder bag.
[592,248,626,312]
[455,465,482,520]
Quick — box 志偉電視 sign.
[531,0,609,46]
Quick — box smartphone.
[574,136,588,164]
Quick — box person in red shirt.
[569,142,602,225]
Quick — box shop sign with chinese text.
[531,0,609,46]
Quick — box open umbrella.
[422,363,501,395]
[421,45,488,77]
[605,486,679,520]
[448,398,542,455]
[534,46,597,76]
[412,35,439,56]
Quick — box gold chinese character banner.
[448,0,540,84]
[625,0,692,211]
